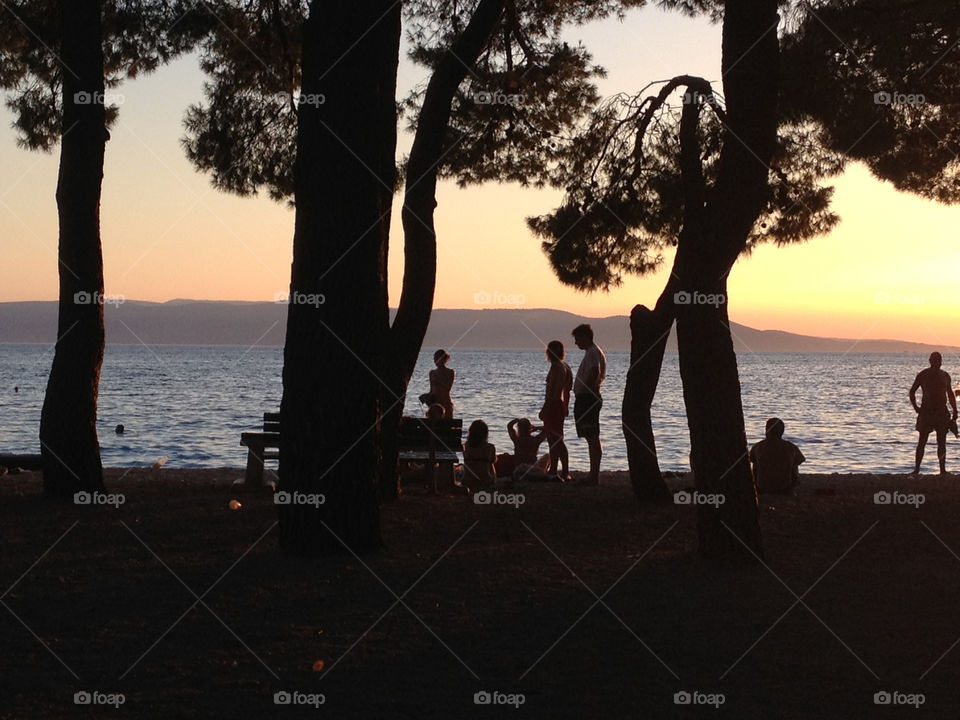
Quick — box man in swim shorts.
[910,351,957,476]
[572,324,606,486]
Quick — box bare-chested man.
[909,351,957,476]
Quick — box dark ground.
[2,468,960,718]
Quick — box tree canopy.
[0,0,212,149]
[529,80,844,291]
[530,0,960,293]
[782,0,960,203]
[182,0,694,202]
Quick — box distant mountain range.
[0,300,954,354]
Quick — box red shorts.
[540,401,567,440]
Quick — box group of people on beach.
[702,351,960,488]
[418,323,606,488]
[416,337,960,494]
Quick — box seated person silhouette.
[496,418,554,481]
[462,419,496,491]
[749,417,805,495]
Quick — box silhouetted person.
[749,417,805,494]
[496,418,551,479]
[429,349,455,419]
[572,324,606,485]
[910,351,957,476]
[540,340,573,479]
[462,419,496,491]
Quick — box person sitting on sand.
[540,340,573,480]
[910,351,958,476]
[462,419,496,491]
[496,418,553,481]
[749,417,805,495]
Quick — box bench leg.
[435,461,455,491]
[245,444,265,487]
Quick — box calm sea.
[0,345,941,474]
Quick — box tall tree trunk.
[621,76,713,506]
[39,0,107,498]
[380,0,505,499]
[675,0,780,558]
[278,1,400,555]
[622,298,674,504]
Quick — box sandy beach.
[3,467,959,718]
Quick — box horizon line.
[1,298,957,350]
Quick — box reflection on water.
[0,345,934,473]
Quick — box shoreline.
[2,467,954,491]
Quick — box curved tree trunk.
[40,0,107,499]
[674,0,780,559]
[278,1,400,555]
[622,300,674,504]
[622,76,714,507]
[380,0,505,500]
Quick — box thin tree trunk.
[622,299,673,504]
[622,76,714,506]
[278,1,400,555]
[380,0,505,499]
[39,0,107,498]
[675,0,780,558]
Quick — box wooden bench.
[240,414,463,490]
[240,412,279,487]
[398,417,462,491]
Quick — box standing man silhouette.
[910,351,957,476]
[572,324,606,486]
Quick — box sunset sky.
[2,6,958,346]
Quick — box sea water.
[0,344,939,474]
